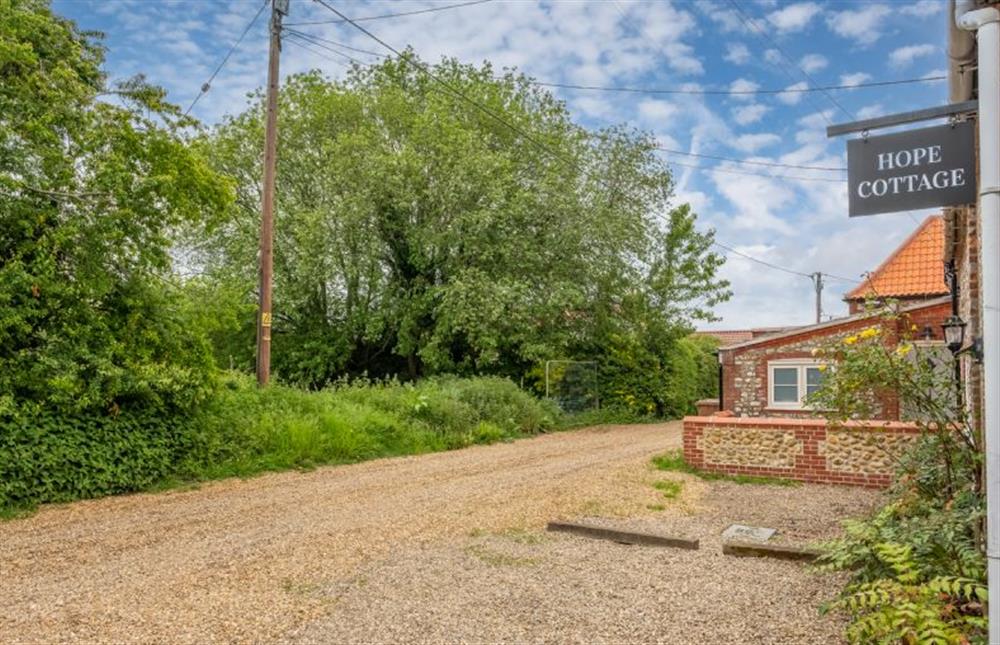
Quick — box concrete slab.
[721,524,776,543]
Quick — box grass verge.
[1,373,560,516]
[651,450,799,487]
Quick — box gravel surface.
[1,421,881,644]
[290,476,882,644]
[2,422,681,643]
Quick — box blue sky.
[54,0,951,329]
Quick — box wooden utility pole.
[257,0,288,386]
[811,272,823,324]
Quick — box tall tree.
[0,0,232,414]
[195,54,729,386]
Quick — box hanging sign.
[847,121,977,217]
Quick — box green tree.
[194,55,729,387]
[0,0,232,415]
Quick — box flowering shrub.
[810,306,986,644]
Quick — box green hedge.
[0,409,188,507]
[0,375,557,511]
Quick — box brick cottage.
[687,215,959,486]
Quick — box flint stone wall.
[683,416,921,487]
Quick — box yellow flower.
[911,324,918,331]
[859,327,879,339]
[818,364,827,372]
[896,343,913,356]
[844,335,858,345]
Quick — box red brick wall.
[719,300,951,420]
[947,206,983,434]
[683,416,922,488]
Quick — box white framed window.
[767,359,826,409]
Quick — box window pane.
[772,367,798,386]
[773,385,799,403]
[806,367,825,396]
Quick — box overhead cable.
[306,0,862,287]
[286,0,494,27]
[284,28,387,58]
[724,0,848,125]
[284,32,354,66]
[655,147,845,172]
[532,75,946,96]
[186,0,269,116]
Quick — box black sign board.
[847,121,976,217]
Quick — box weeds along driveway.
[1,422,684,643]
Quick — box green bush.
[181,374,557,478]
[597,333,719,419]
[0,406,188,508]
[811,312,986,644]
[0,374,556,511]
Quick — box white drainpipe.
[957,3,1000,642]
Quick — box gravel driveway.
[0,421,879,643]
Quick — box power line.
[821,271,862,285]
[655,147,845,172]
[309,0,577,168]
[724,0,846,126]
[186,0,269,116]
[531,75,947,97]
[284,32,353,67]
[711,241,813,278]
[307,0,861,289]
[711,242,862,285]
[282,37,850,183]
[286,0,494,27]
[284,28,387,59]
[663,157,845,183]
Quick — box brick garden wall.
[683,416,922,488]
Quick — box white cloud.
[794,110,835,144]
[724,42,751,65]
[767,2,822,32]
[637,99,678,123]
[57,0,931,331]
[889,43,937,68]
[674,188,713,217]
[826,5,892,45]
[696,0,747,33]
[777,81,809,105]
[839,72,872,87]
[731,133,781,153]
[856,103,884,120]
[712,173,796,234]
[800,53,828,73]
[732,103,770,125]
[654,133,682,151]
[729,77,760,102]
[901,0,943,18]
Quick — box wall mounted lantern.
[943,315,967,352]
[942,314,984,363]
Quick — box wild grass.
[651,450,799,487]
[554,407,650,430]
[653,479,684,499]
[174,373,559,483]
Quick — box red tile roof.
[696,330,755,345]
[693,327,798,346]
[845,215,948,301]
